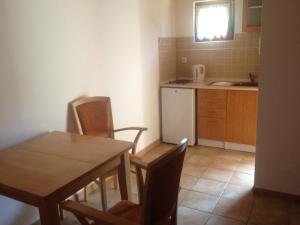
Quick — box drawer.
[198,98,227,110]
[198,117,226,141]
[198,89,227,100]
[198,108,227,118]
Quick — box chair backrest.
[141,139,188,225]
[71,97,114,138]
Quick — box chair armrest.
[113,127,147,132]
[61,200,138,225]
[130,156,149,170]
[113,127,147,154]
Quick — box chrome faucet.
[249,73,256,84]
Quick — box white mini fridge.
[161,87,196,146]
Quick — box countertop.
[160,78,259,91]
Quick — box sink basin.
[233,82,258,87]
[210,81,258,87]
[210,81,235,86]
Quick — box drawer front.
[198,108,227,118]
[198,98,227,110]
[198,89,227,100]
[198,117,226,141]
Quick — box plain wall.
[0,0,175,224]
[255,0,300,195]
[175,0,244,37]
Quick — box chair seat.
[92,200,171,225]
[92,201,141,225]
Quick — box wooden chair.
[61,138,188,225]
[71,96,147,211]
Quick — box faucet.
[249,73,256,84]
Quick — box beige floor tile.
[249,196,290,225]
[34,215,80,225]
[182,163,207,177]
[206,215,246,225]
[181,190,219,212]
[229,172,254,186]
[213,197,253,222]
[180,174,199,189]
[192,146,222,156]
[236,159,255,174]
[212,158,240,171]
[178,189,189,204]
[222,183,253,201]
[192,178,226,196]
[184,149,195,161]
[217,150,244,161]
[186,154,215,166]
[202,168,234,182]
[177,206,210,225]
[241,152,255,161]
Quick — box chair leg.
[113,175,118,190]
[59,205,64,220]
[83,187,87,202]
[74,193,80,202]
[170,205,178,225]
[100,176,107,211]
[136,167,144,204]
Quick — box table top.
[0,131,134,198]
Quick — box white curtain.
[196,3,230,41]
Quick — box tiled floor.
[55,144,300,225]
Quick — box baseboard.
[197,138,256,152]
[225,142,256,153]
[198,139,225,148]
[136,139,161,157]
[253,187,300,201]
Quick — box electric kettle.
[192,64,206,82]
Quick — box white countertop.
[160,78,259,91]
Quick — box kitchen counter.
[160,79,259,91]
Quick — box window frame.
[194,0,235,42]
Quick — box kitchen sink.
[233,82,258,87]
[209,81,235,87]
[210,81,258,87]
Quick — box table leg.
[39,201,60,225]
[118,152,132,201]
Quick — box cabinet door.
[197,89,227,141]
[226,90,258,145]
[243,0,262,32]
[198,117,226,141]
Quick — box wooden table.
[0,131,135,225]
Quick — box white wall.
[175,0,244,37]
[0,0,175,224]
[255,0,300,195]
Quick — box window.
[194,0,234,42]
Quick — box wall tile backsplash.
[159,33,260,81]
[158,37,177,82]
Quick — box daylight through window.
[194,0,234,42]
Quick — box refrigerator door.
[161,88,196,145]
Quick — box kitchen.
[160,0,260,154]
[0,1,299,225]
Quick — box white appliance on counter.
[161,87,196,146]
[192,64,206,82]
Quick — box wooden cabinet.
[243,0,262,32]
[198,117,226,141]
[226,90,258,145]
[197,89,227,141]
[197,89,258,145]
